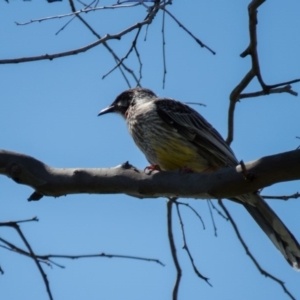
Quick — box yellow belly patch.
[154,139,209,172]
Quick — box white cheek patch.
[118,99,128,108]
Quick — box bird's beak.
[97,105,115,116]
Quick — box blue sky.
[1,1,300,299]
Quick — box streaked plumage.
[98,87,300,269]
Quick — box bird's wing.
[155,98,238,168]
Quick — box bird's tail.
[239,193,300,270]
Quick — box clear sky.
[1,1,300,300]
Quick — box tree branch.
[226,0,300,145]
[0,2,161,64]
[0,149,300,200]
[218,200,296,300]
[167,199,181,300]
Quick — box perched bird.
[98,87,300,269]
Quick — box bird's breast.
[126,104,210,172]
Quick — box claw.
[144,164,161,174]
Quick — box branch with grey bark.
[226,0,300,145]
[1,149,300,201]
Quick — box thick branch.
[0,149,300,200]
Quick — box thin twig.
[0,235,165,267]
[39,252,165,266]
[208,200,228,220]
[184,101,206,107]
[206,200,217,236]
[175,202,212,286]
[226,69,254,145]
[162,8,216,55]
[0,216,38,225]
[167,198,181,300]
[262,192,300,201]
[227,0,300,146]
[6,223,53,300]
[68,0,137,86]
[0,1,161,64]
[218,200,295,300]
[15,3,140,26]
[133,46,143,86]
[161,5,167,88]
[55,14,76,35]
[176,201,205,230]
[101,28,142,82]
[240,85,298,99]
[246,0,266,89]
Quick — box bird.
[98,87,300,269]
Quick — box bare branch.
[0,232,165,267]
[227,1,300,145]
[1,149,300,200]
[40,252,164,266]
[262,192,300,201]
[206,200,217,236]
[175,202,211,286]
[226,69,255,145]
[162,8,216,55]
[207,200,228,220]
[218,200,296,300]
[0,216,38,225]
[0,2,161,64]
[244,0,266,88]
[240,85,298,99]
[1,221,53,300]
[176,202,205,230]
[161,7,167,88]
[15,3,140,26]
[167,199,181,300]
[101,28,142,84]
[68,0,138,86]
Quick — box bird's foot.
[144,164,161,174]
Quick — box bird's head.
[98,88,157,118]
